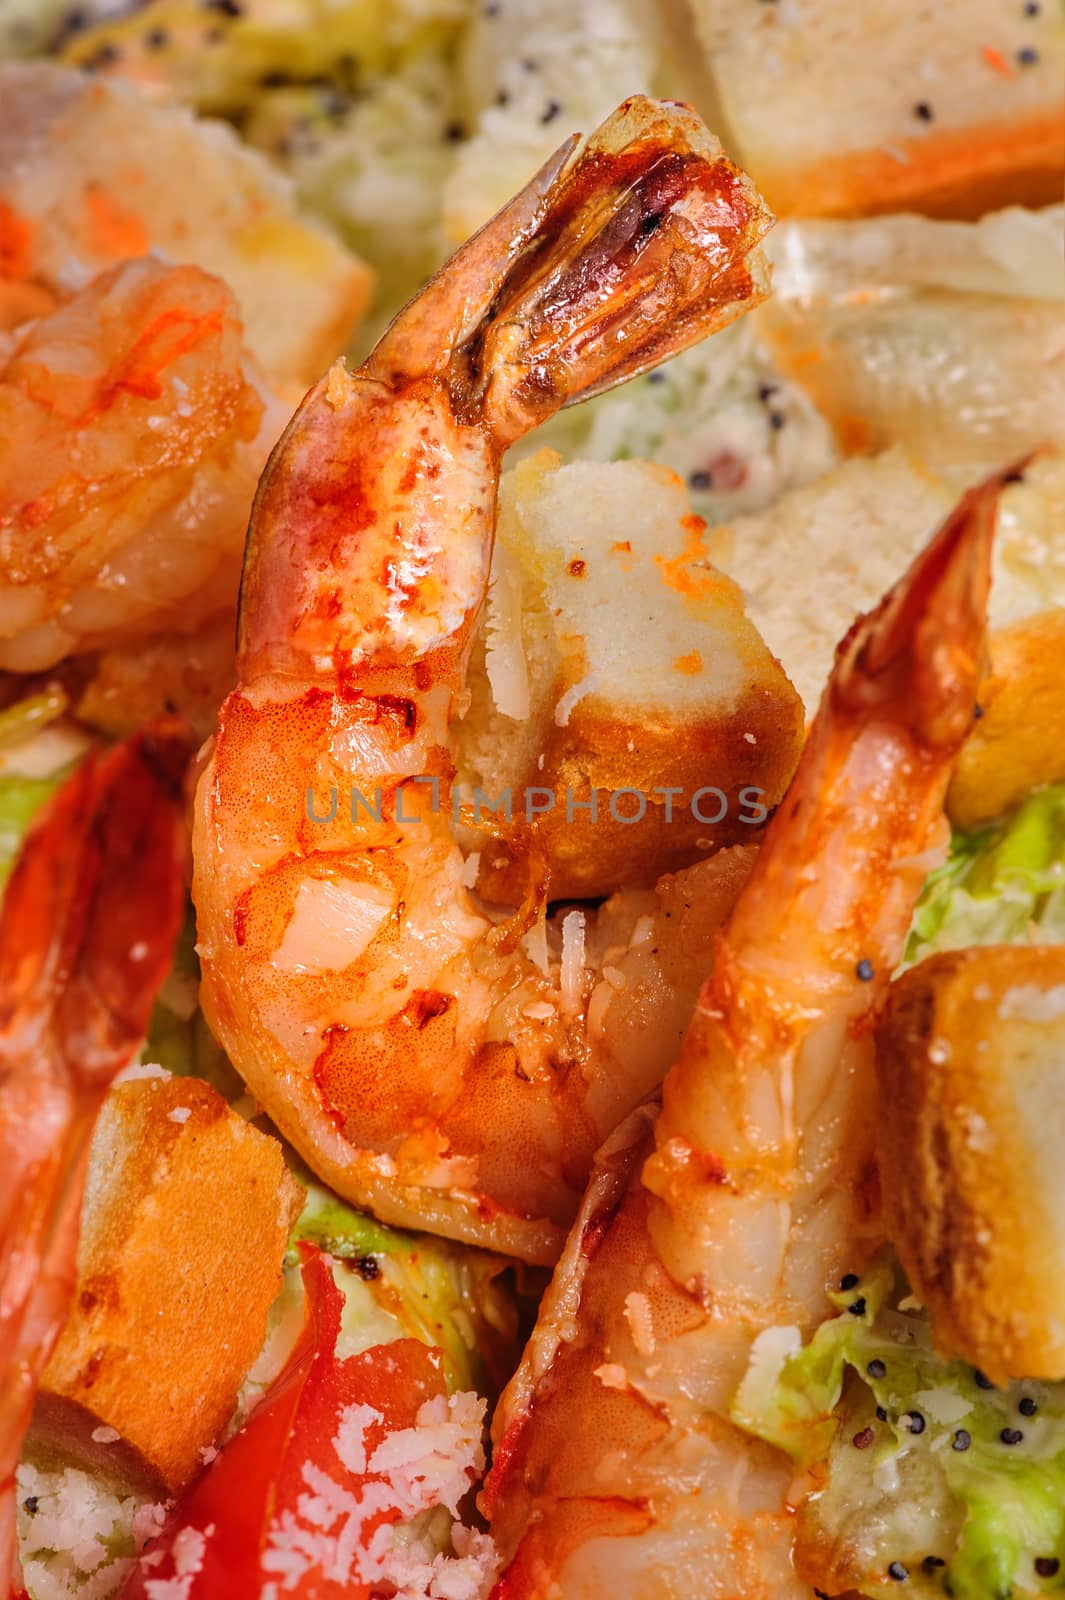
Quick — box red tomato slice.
[117,1245,449,1599]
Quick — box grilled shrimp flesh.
[192,95,773,1263]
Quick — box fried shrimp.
[0,725,187,1600]
[0,256,288,673]
[482,471,1004,1598]
[192,96,773,1264]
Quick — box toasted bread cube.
[34,1072,302,1493]
[706,449,1065,719]
[0,62,370,385]
[948,608,1065,829]
[688,0,1065,218]
[454,451,804,901]
[877,945,1065,1383]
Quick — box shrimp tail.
[237,96,771,678]
[830,459,1015,745]
[0,720,189,1597]
[434,94,773,447]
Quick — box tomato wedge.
[116,1245,464,1598]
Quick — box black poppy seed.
[1001,1427,1024,1445]
[1024,0,1041,11]
[22,1496,39,1515]
[1020,1396,1038,1417]
[355,1254,380,1280]
[689,470,712,491]
[856,959,875,982]
[757,382,778,402]
[840,1273,860,1291]
[952,1429,971,1452]
[868,1358,887,1380]
[848,1297,867,1317]
[768,410,786,431]
[973,1369,994,1390]
[86,41,120,68]
[444,121,467,142]
[1017,45,1039,65]
[1036,1558,1061,1578]
[853,1426,876,1449]
[973,702,984,719]
[483,0,501,12]
[922,1557,947,1575]
[888,1562,909,1582]
[495,88,510,106]
[205,0,243,15]
[913,101,934,121]
[145,26,168,48]
[877,1406,889,1422]
[647,370,667,385]
[540,98,562,124]
[521,56,539,71]
[904,1410,926,1435]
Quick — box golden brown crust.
[877,944,1065,1384]
[753,108,1065,220]
[473,672,803,903]
[35,1075,302,1493]
[948,607,1065,829]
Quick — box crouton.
[948,609,1065,829]
[688,0,1065,218]
[33,1072,302,1494]
[706,449,1065,719]
[876,945,1065,1383]
[454,451,804,901]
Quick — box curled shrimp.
[0,255,288,672]
[0,723,187,1600]
[482,471,1004,1598]
[192,95,772,1264]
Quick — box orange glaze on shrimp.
[192,96,773,1264]
[482,471,1005,1598]
[0,724,187,1600]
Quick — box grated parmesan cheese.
[559,910,586,1017]
[482,543,530,721]
[259,1389,497,1598]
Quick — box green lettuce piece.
[0,774,63,891]
[290,1170,519,1396]
[141,905,245,1098]
[56,0,469,116]
[732,1258,1065,1597]
[0,689,88,891]
[906,784,1065,965]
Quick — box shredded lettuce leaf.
[56,0,470,115]
[0,690,91,892]
[732,1258,1065,1598]
[289,1172,519,1397]
[0,774,62,892]
[906,785,1065,964]
[141,906,245,1098]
